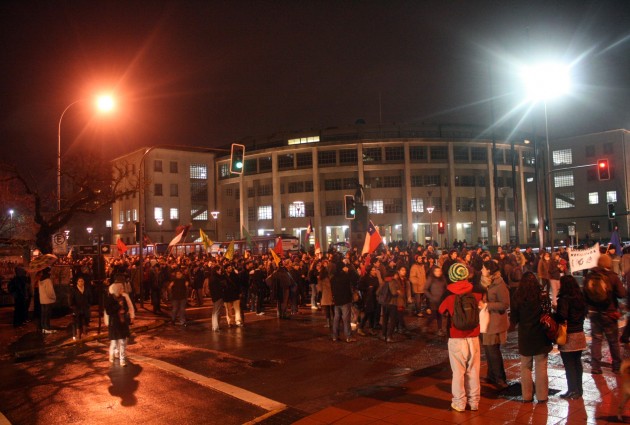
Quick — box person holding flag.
[362,221,383,255]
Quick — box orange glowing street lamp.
[57,94,115,211]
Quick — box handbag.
[556,321,567,345]
[479,305,490,333]
[539,291,557,342]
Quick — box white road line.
[128,353,286,413]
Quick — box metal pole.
[544,102,554,248]
[57,100,82,211]
[511,140,519,245]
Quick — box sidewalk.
[295,345,627,425]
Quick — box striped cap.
[448,263,469,282]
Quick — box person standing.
[210,266,226,332]
[105,282,133,367]
[424,266,447,336]
[479,260,510,391]
[223,265,243,327]
[168,268,189,326]
[38,267,56,334]
[583,254,626,374]
[555,275,588,399]
[330,261,356,343]
[70,277,91,340]
[438,263,482,412]
[9,266,30,327]
[409,256,427,317]
[510,272,552,403]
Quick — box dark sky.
[1,1,629,176]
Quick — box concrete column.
[312,147,323,250]
[487,145,497,245]
[403,144,413,241]
[272,152,282,233]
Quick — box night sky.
[1,1,629,177]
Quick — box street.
[0,302,627,424]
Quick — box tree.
[1,152,139,253]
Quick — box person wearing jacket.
[330,262,356,343]
[555,275,588,399]
[510,271,552,403]
[409,256,427,317]
[424,266,447,336]
[38,267,56,334]
[70,277,91,340]
[105,280,135,367]
[537,251,551,293]
[357,266,380,336]
[479,260,510,391]
[548,252,562,307]
[209,266,226,332]
[583,254,626,374]
[316,265,334,328]
[438,263,483,412]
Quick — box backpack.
[510,266,523,282]
[584,270,612,309]
[376,282,391,305]
[452,293,479,331]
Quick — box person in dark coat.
[555,275,588,399]
[70,277,91,340]
[330,261,356,343]
[8,266,30,327]
[105,282,132,367]
[510,272,552,403]
[357,266,379,336]
[273,265,294,320]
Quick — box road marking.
[128,353,286,413]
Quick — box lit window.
[555,192,575,209]
[126,210,131,222]
[170,208,178,220]
[411,198,424,213]
[258,206,273,220]
[289,202,305,218]
[192,209,208,221]
[132,209,138,221]
[554,171,574,188]
[366,200,384,214]
[154,207,163,221]
[607,191,617,203]
[288,136,320,145]
[552,149,572,166]
[588,192,599,205]
[190,164,208,179]
[119,211,124,223]
[106,220,112,228]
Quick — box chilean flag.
[361,221,383,255]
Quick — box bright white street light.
[96,94,115,112]
[522,63,571,102]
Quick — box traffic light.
[597,159,610,181]
[230,143,245,174]
[438,221,445,234]
[608,203,616,219]
[344,195,356,219]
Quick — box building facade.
[110,126,630,252]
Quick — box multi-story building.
[111,125,630,251]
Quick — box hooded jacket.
[438,280,482,338]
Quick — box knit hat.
[448,263,469,282]
[598,254,612,269]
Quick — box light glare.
[96,95,115,112]
[522,63,571,102]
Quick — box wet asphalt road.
[0,301,621,425]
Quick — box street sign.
[568,225,575,236]
[52,233,68,255]
[77,245,99,255]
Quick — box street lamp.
[521,62,571,249]
[156,218,164,243]
[211,211,220,240]
[426,206,435,244]
[57,94,116,211]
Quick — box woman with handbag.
[510,271,553,403]
[555,275,588,399]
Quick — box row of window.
[219,146,533,179]
[556,191,617,209]
[553,145,614,167]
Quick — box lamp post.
[156,218,164,243]
[211,211,220,241]
[426,206,435,245]
[57,95,115,211]
[522,63,571,249]
[8,209,14,238]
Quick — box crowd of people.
[6,240,630,409]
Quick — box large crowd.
[6,240,630,412]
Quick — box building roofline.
[111,144,229,162]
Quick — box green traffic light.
[236,161,243,169]
[350,209,355,216]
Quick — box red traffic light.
[597,159,610,181]
[438,221,445,234]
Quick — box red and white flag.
[314,239,321,256]
[361,221,383,255]
[169,224,191,248]
[274,236,284,256]
[117,238,128,254]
